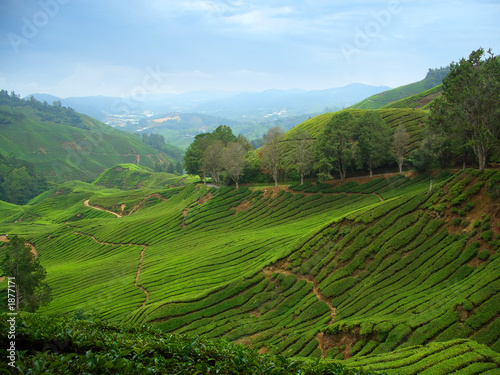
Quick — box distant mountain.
[350,67,450,109]
[191,84,391,120]
[27,84,391,123]
[1,91,174,182]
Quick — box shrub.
[477,250,490,261]
[481,230,493,242]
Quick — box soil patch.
[232,200,253,214]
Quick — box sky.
[0,0,499,98]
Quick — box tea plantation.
[1,168,499,374]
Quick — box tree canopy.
[429,48,500,170]
[1,236,52,312]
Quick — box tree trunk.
[235,181,239,189]
[300,173,304,185]
[369,168,373,178]
[473,143,487,170]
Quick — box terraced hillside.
[0,167,498,373]
[349,67,448,110]
[381,85,443,110]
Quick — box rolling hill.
[1,165,499,374]
[0,92,179,182]
[349,67,449,110]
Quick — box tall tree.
[202,140,224,187]
[184,133,213,182]
[1,236,52,312]
[212,125,237,146]
[288,130,315,184]
[315,112,357,183]
[260,127,284,187]
[392,124,410,173]
[355,111,392,177]
[221,142,246,188]
[175,161,183,175]
[429,48,500,170]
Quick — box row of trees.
[259,112,410,186]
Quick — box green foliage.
[315,111,357,182]
[354,111,392,177]
[0,154,48,204]
[0,313,376,375]
[0,236,52,312]
[429,48,500,170]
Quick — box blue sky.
[0,0,499,98]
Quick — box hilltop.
[349,67,449,110]
[1,166,499,374]
[0,91,182,183]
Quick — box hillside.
[286,108,428,158]
[381,85,443,110]
[1,167,499,374]
[0,91,177,182]
[349,68,449,110]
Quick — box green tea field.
[1,166,499,374]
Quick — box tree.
[429,48,500,170]
[315,112,357,183]
[202,140,224,187]
[184,133,213,182]
[1,236,52,312]
[212,125,237,146]
[355,112,392,177]
[175,161,183,175]
[288,130,315,184]
[392,124,410,173]
[260,127,284,187]
[221,142,246,188]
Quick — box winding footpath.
[84,199,122,218]
[79,200,150,307]
[262,266,336,324]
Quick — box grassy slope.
[0,168,499,374]
[348,76,439,110]
[0,111,169,182]
[93,163,198,190]
[381,85,443,110]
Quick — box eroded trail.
[84,199,122,218]
[263,266,336,324]
[74,231,149,306]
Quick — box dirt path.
[84,199,122,218]
[263,266,336,324]
[74,231,149,307]
[135,246,150,306]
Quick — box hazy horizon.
[1,0,499,98]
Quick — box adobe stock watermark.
[341,0,402,62]
[7,0,70,54]
[111,65,169,116]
